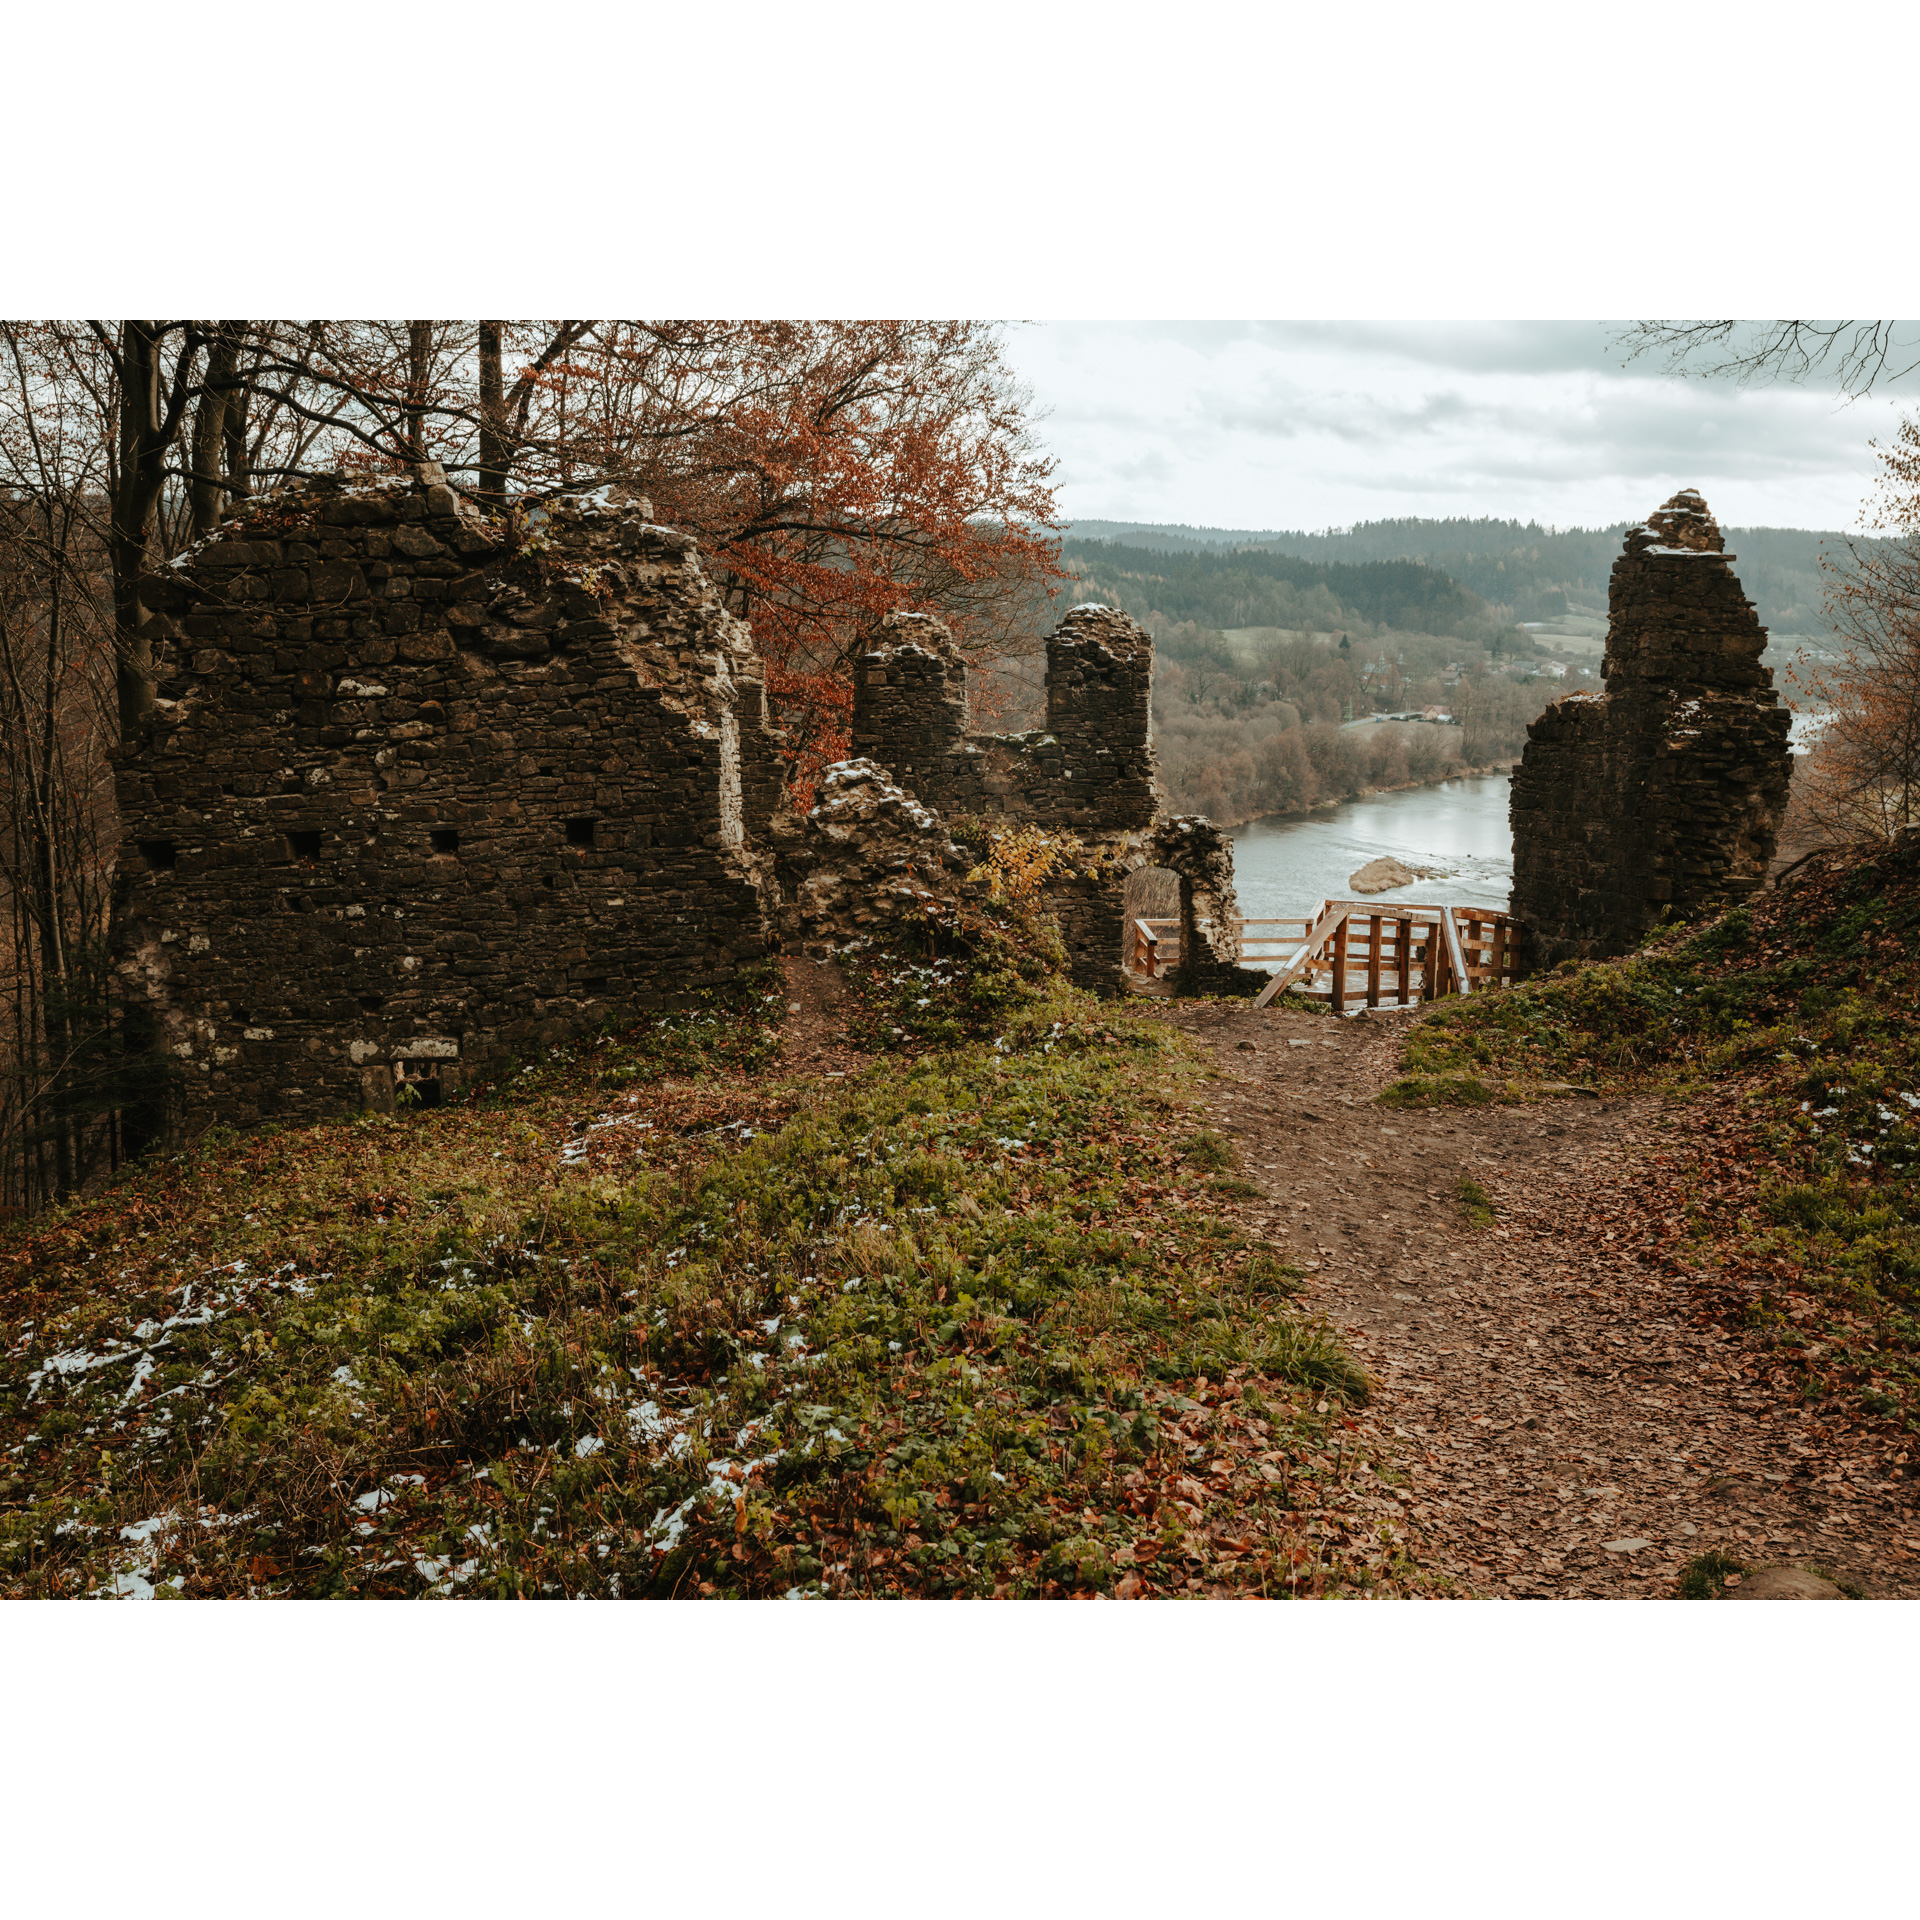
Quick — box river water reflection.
[1228,773,1515,930]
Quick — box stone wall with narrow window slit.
[112,468,783,1136]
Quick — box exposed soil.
[775,953,871,1081]
[1160,998,1920,1599]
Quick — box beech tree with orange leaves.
[484,321,1064,793]
[0,318,1062,795]
[1791,414,1920,843]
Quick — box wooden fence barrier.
[1250,901,1521,1009]
[1126,906,1520,1007]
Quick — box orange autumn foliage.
[501,322,1065,800]
[1793,414,1920,842]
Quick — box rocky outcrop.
[1347,855,1451,895]
[1509,491,1793,971]
[774,759,978,952]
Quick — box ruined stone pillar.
[1045,605,1159,829]
[1509,490,1793,971]
[849,611,970,809]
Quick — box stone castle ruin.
[800,606,1259,996]
[114,471,1258,1138]
[115,474,785,1132]
[1508,490,1793,970]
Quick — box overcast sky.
[1002,323,1913,537]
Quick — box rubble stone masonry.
[850,605,1158,831]
[1509,490,1793,971]
[116,498,1262,1143]
[114,473,782,1134]
[844,604,1259,993]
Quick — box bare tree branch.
[1615,320,1920,400]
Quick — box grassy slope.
[1382,840,1920,1435]
[1,968,1419,1600]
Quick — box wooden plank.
[1366,914,1381,1009]
[1441,907,1474,998]
[1331,917,1349,1014]
[1252,904,1349,1009]
[1490,917,1507,988]
[1130,918,1160,978]
[1397,916,1412,1004]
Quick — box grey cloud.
[1250,321,1618,378]
[1114,320,1618,379]
[1198,374,1882,479]
[1005,322,1900,529]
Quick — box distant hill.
[1064,516,1889,635]
[1060,537,1516,649]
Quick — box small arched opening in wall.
[1121,865,1182,988]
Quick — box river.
[1228,773,1516,928]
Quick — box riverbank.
[1201,760,1518,834]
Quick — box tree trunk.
[479,321,506,511]
[407,321,432,464]
[224,366,250,511]
[111,322,164,742]
[188,324,240,540]
[108,321,202,743]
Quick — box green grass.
[1377,1073,1499,1109]
[1676,1549,1747,1599]
[1455,1177,1496,1229]
[0,973,1405,1600]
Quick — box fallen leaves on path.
[1167,999,1920,1598]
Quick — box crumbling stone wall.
[840,604,1258,994]
[114,471,782,1135]
[1146,816,1262,994]
[1509,490,1793,971]
[851,604,1157,832]
[118,499,1264,1146]
[772,759,978,949]
[773,765,1267,999]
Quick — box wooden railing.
[1251,901,1521,1010]
[1127,905,1520,1008]
[1130,916,1170,979]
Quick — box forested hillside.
[1060,537,1522,650]
[1045,535,1550,825]
[1146,617,1551,825]
[1068,516,1883,635]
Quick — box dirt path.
[775,954,870,1080]
[1163,998,1920,1599]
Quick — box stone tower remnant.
[832,604,1258,992]
[1508,490,1793,971]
